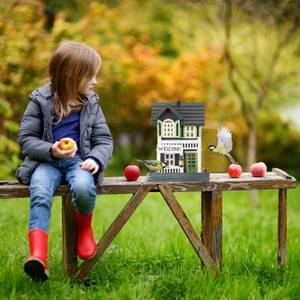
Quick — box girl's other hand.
[51,141,77,158]
[80,158,99,175]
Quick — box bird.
[208,126,237,164]
[135,159,168,172]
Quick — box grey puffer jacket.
[16,83,113,185]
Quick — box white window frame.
[162,119,176,137]
[165,153,175,166]
[184,126,196,138]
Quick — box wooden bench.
[0,168,296,282]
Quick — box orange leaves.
[0,0,230,158]
[157,46,225,102]
[44,2,227,130]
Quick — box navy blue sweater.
[52,111,81,152]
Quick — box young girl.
[16,41,113,281]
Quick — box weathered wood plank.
[0,171,296,198]
[74,185,153,281]
[201,191,222,271]
[158,184,214,269]
[62,195,78,276]
[278,189,287,268]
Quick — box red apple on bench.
[228,163,242,178]
[124,165,141,181]
[250,162,267,177]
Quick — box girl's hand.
[51,141,77,158]
[80,158,99,175]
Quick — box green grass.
[1,187,300,299]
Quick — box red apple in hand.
[228,163,242,178]
[250,162,267,177]
[124,165,141,181]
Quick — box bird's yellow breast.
[213,144,227,155]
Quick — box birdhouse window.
[162,119,176,137]
[165,153,175,166]
[184,126,196,138]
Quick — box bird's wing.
[143,160,159,166]
[217,126,233,153]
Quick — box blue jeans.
[29,155,97,232]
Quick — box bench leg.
[201,191,222,271]
[159,184,214,269]
[73,185,152,282]
[62,195,78,276]
[278,189,287,269]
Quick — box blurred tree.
[0,0,52,178]
[5,0,299,180]
[50,1,226,157]
[221,0,300,205]
[257,112,300,180]
[0,0,227,177]
[42,0,91,25]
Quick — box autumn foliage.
[0,0,227,177]
[3,1,299,178]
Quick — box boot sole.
[24,257,49,281]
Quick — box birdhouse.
[149,101,209,182]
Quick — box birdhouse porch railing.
[160,166,182,173]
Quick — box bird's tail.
[227,153,236,164]
[134,159,144,163]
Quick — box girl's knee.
[71,181,96,214]
[71,179,96,197]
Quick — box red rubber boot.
[75,211,97,260]
[24,229,49,281]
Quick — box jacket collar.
[34,83,99,104]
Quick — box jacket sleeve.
[86,104,113,171]
[18,96,54,162]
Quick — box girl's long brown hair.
[49,41,101,124]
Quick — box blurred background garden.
[1,1,300,299]
[1,0,300,179]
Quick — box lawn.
[0,187,299,299]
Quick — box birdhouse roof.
[151,101,205,126]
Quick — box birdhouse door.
[184,152,198,173]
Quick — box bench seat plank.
[0,171,296,198]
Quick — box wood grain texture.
[74,185,153,282]
[62,195,78,276]
[0,170,296,198]
[278,189,287,267]
[201,191,222,271]
[158,184,214,269]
